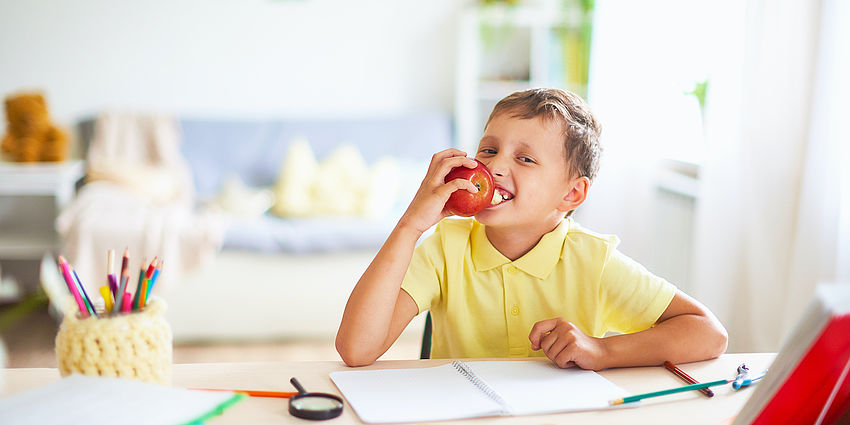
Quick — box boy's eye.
[519,156,536,164]
[479,148,497,155]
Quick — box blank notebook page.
[331,363,503,423]
[465,361,630,415]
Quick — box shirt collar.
[471,219,570,279]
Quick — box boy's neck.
[483,216,565,261]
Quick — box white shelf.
[0,160,84,265]
[454,4,588,152]
[0,160,84,206]
[0,235,57,259]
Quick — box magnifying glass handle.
[290,377,308,394]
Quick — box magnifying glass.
[288,377,344,420]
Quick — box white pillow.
[359,157,401,218]
[209,174,275,218]
[311,143,369,215]
[271,140,403,218]
[272,138,318,217]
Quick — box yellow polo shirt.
[401,218,676,359]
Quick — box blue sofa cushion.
[179,113,453,253]
[222,214,399,253]
[179,113,453,201]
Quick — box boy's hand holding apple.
[397,149,485,235]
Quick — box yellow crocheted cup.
[55,297,173,385]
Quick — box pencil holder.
[54,297,173,385]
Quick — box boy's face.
[473,113,582,230]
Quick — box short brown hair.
[485,88,602,182]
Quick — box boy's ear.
[557,176,589,213]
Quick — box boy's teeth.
[491,192,511,205]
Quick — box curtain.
[578,0,714,262]
[583,0,849,353]
[691,0,850,352]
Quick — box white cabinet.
[454,2,592,152]
[0,160,84,297]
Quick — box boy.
[336,88,727,370]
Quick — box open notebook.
[330,360,632,423]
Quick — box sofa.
[75,113,452,344]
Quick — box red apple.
[444,159,495,217]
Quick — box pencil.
[610,379,730,405]
[664,361,714,398]
[138,258,156,308]
[71,269,97,317]
[121,291,132,313]
[99,285,114,312]
[144,261,163,307]
[190,388,298,398]
[114,260,130,313]
[119,247,129,284]
[57,255,89,317]
[133,260,145,310]
[145,257,157,279]
[107,249,116,294]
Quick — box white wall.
[0,0,460,128]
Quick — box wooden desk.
[1,353,773,424]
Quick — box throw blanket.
[56,112,225,291]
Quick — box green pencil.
[610,379,731,405]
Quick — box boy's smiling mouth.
[490,187,515,206]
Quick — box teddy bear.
[1,92,68,162]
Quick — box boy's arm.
[336,149,479,367]
[529,290,728,371]
[335,225,422,366]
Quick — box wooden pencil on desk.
[610,379,731,405]
[664,361,714,398]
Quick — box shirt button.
[510,305,520,316]
[507,266,518,274]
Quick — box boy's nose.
[486,158,507,177]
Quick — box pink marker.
[57,256,89,318]
[122,292,133,313]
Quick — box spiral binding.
[451,360,510,413]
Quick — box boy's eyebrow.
[515,140,534,150]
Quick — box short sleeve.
[400,230,444,314]
[599,248,677,334]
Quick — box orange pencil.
[663,361,714,398]
[190,388,298,398]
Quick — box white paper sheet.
[0,374,240,425]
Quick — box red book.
[734,284,850,425]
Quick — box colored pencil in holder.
[57,256,88,318]
[71,269,97,317]
[132,262,145,310]
[99,286,114,312]
[107,249,116,294]
[114,265,130,314]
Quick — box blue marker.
[732,369,768,389]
